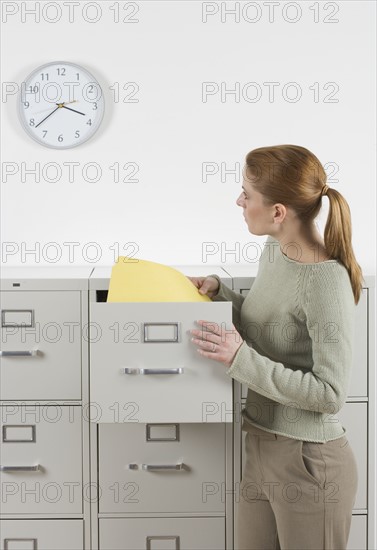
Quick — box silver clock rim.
[17,60,105,149]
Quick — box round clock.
[18,61,105,149]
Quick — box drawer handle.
[126,462,185,471]
[0,464,41,472]
[0,349,39,357]
[124,367,184,375]
[142,462,185,471]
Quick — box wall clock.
[18,61,105,149]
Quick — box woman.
[188,144,364,550]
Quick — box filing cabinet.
[225,265,375,550]
[0,268,92,549]
[0,265,374,550]
[88,266,234,550]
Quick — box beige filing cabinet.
[89,266,235,550]
[223,265,376,550]
[0,267,93,550]
[1,265,374,550]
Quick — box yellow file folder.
[107,257,211,302]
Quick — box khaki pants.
[236,422,358,550]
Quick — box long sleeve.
[225,264,356,414]
[207,273,246,333]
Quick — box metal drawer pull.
[126,462,185,471]
[142,462,185,471]
[124,367,184,375]
[0,349,38,357]
[0,464,41,472]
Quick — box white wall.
[1,0,375,273]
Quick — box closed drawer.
[349,289,368,397]
[0,405,82,514]
[0,519,83,550]
[90,302,232,423]
[99,517,225,550]
[98,423,226,513]
[347,514,367,550]
[240,288,368,400]
[240,402,367,511]
[0,291,81,400]
[338,402,368,511]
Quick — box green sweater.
[210,235,356,443]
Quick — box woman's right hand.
[187,276,220,299]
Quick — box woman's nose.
[236,195,244,206]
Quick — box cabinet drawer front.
[240,402,367,511]
[0,519,83,550]
[241,288,368,400]
[349,289,368,397]
[0,291,81,400]
[90,302,232,423]
[347,515,367,550]
[338,402,368,510]
[98,423,226,513]
[0,405,82,514]
[99,517,225,550]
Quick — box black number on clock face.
[57,67,66,76]
[75,131,80,138]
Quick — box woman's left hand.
[190,320,244,368]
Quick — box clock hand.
[35,105,60,128]
[35,100,79,128]
[61,105,86,116]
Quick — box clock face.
[18,61,105,149]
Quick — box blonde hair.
[244,144,364,305]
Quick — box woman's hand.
[187,276,220,299]
[190,319,244,368]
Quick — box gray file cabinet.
[0,267,92,550]
[88,266,235,550]
[1,265,374,550]
[224,265,376,550]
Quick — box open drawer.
[89,301,233,423]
